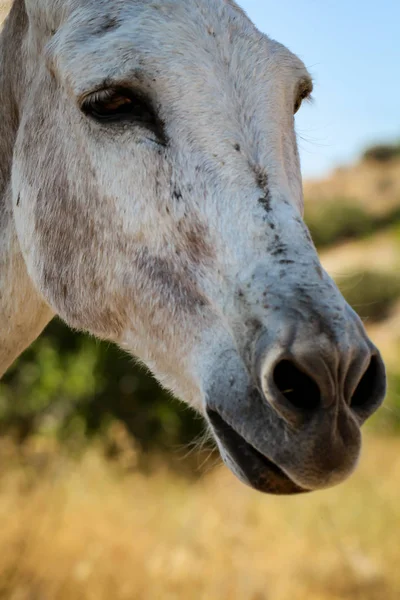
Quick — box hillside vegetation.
[305,148,400,386]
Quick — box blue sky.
[239,0,400,178]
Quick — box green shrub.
[362,143,400,163]
[305,199,374,248]
[0,320,205,451]
[337,270,400,322]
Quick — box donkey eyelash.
[80,86,167,144]
[83,87,121,105]
[294,84,314,114]
[81,87,151,119]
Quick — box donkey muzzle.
[205,315,386,495]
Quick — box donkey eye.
[81,87,165,141]
[294,79,313,115]
[294,90,309,114]
[82,88,152,122]
[294,96,302,114]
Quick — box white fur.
[0,0,385,493]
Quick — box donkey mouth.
[207,409,307,495]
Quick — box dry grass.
[1,435,400,600]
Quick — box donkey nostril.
[273,360,321,412]
[351,355,381,410]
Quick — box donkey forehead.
[46,0,310,97]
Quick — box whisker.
[196,447,221,474]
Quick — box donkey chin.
[203,320,386,495]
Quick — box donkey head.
[12,0,386,493]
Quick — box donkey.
[0,0,386,494]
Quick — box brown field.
[1,434,400,600]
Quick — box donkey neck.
[0,1,53,377]
[0,1,25,203]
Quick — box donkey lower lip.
[206,408,307,495]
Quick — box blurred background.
[1,1,400,599]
